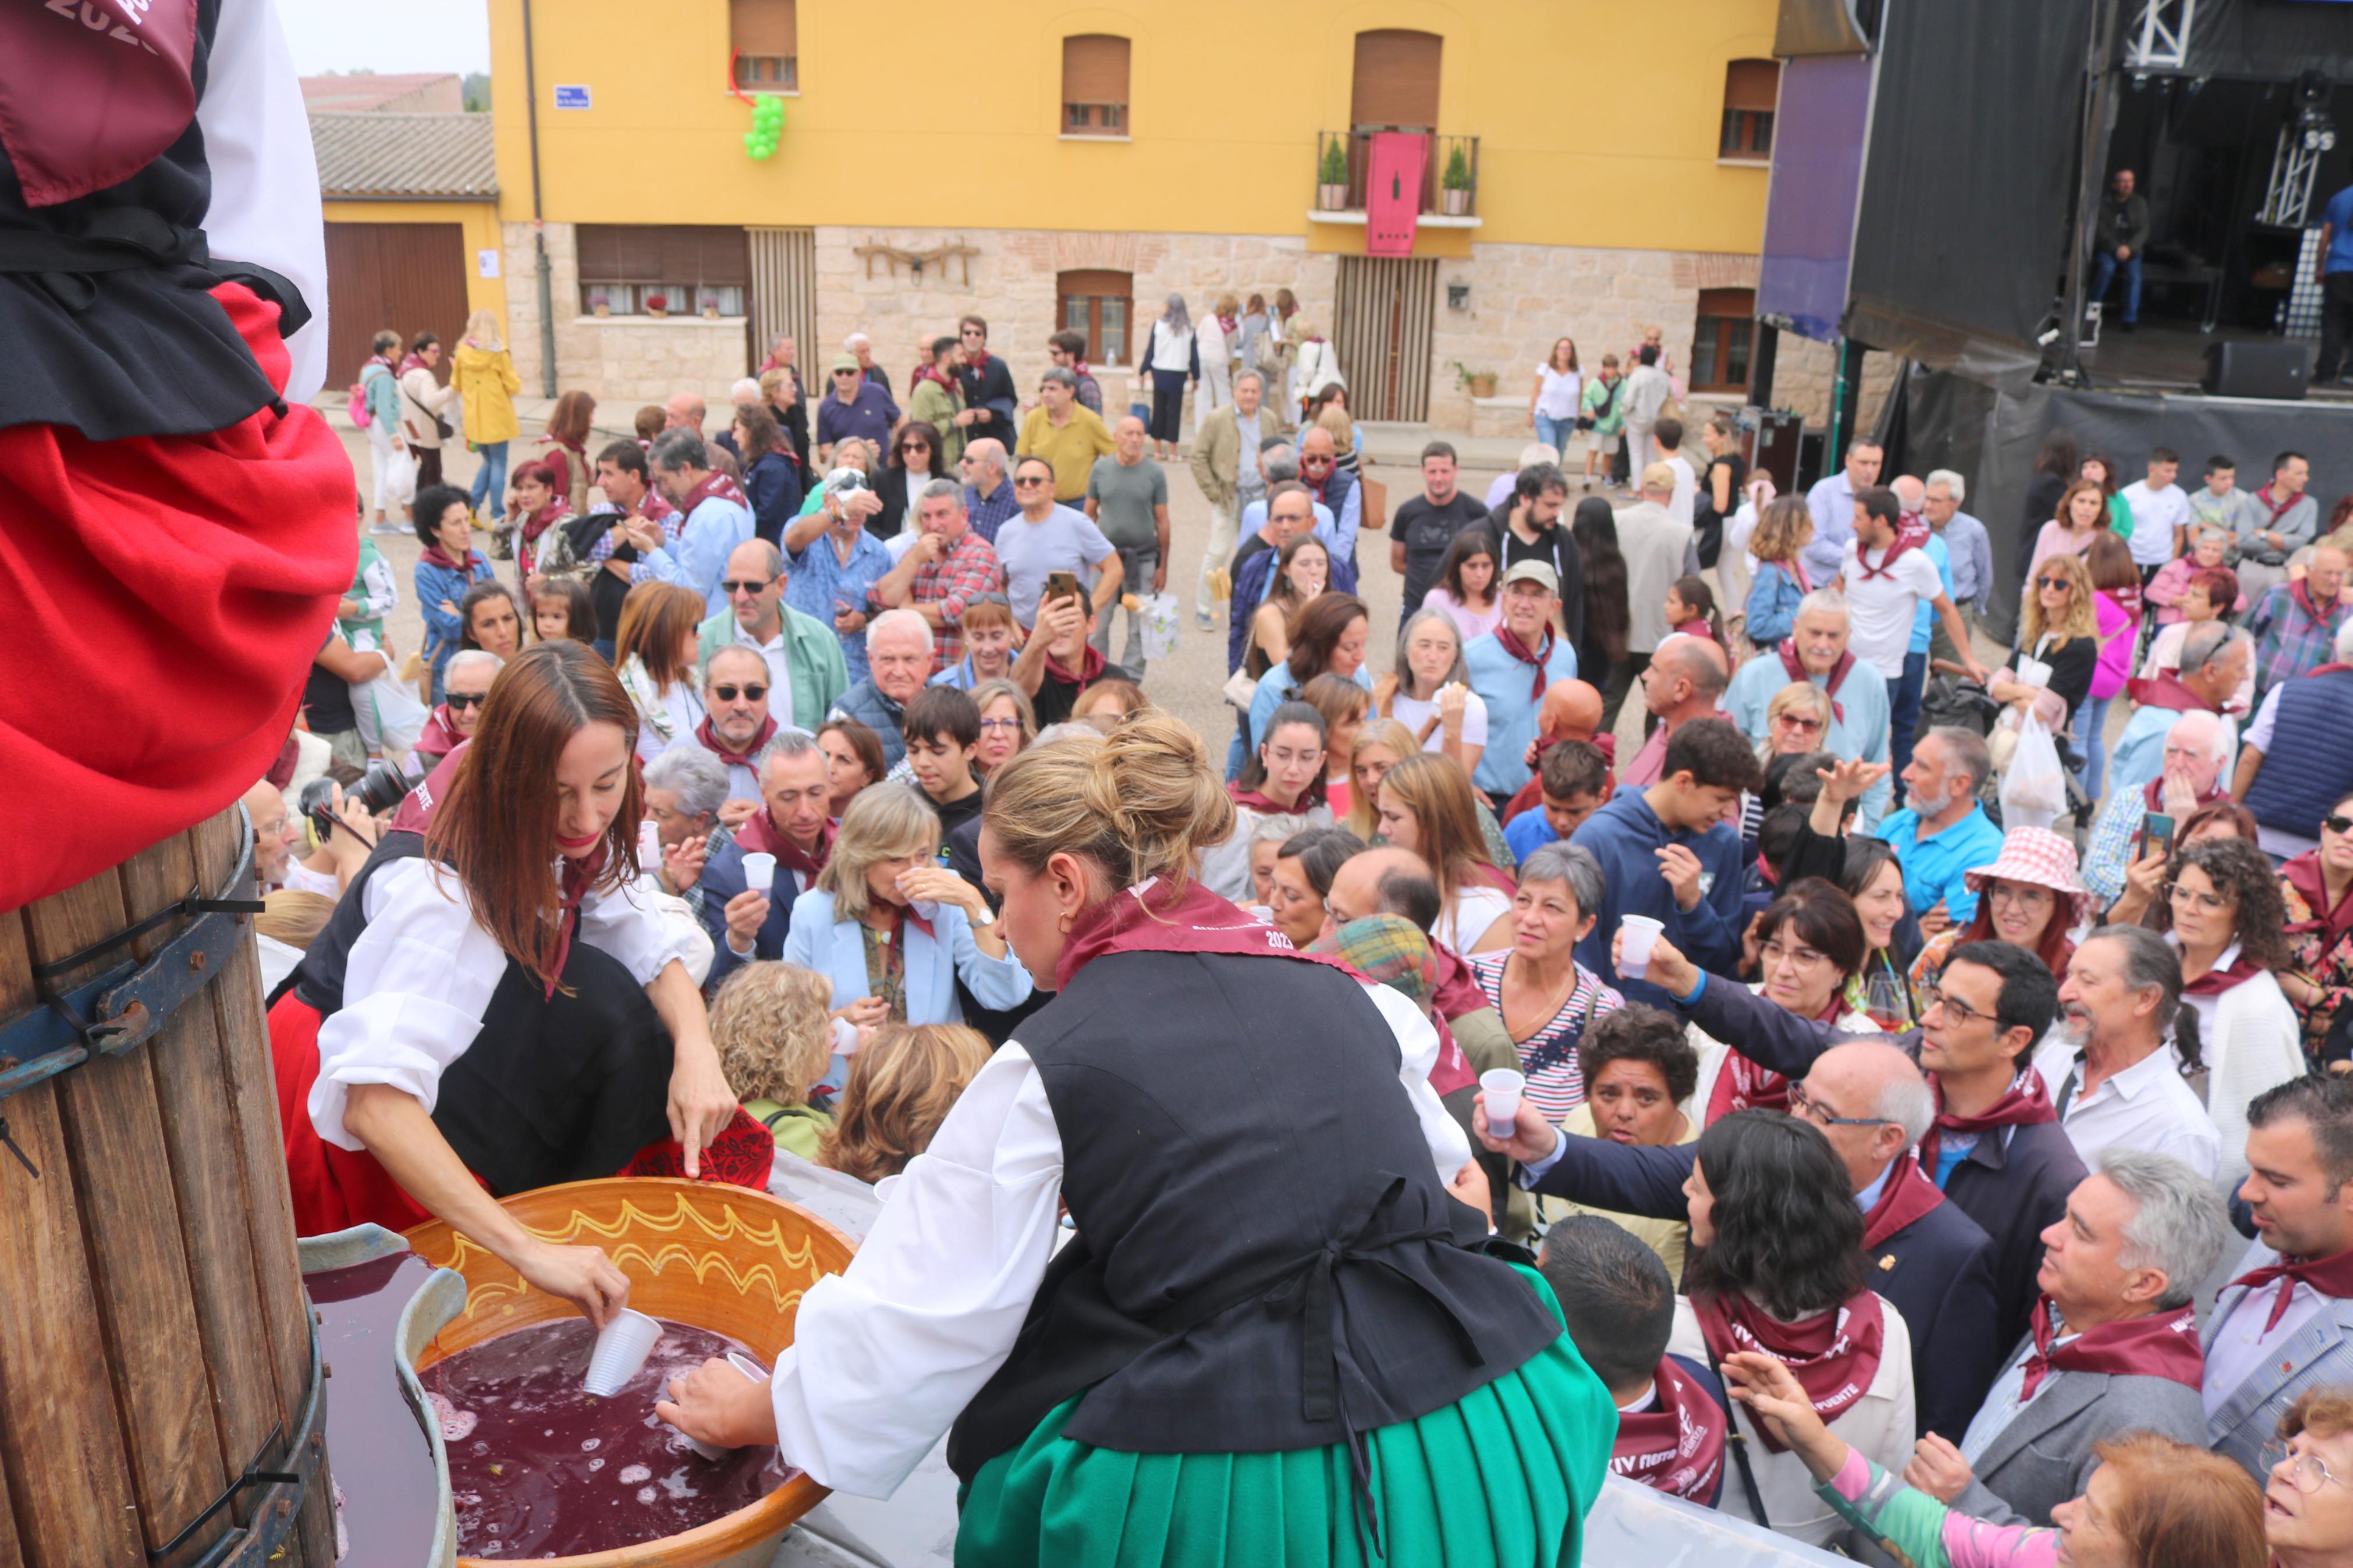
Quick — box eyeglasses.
[445,691,487,710]
[1759,938,1830,971]
[1919,984,1992,1029]
[2326,814,2353,836]
[1012,475,1053,489]
[1787,1079,1889,1129]
[1988,883,2056,910]
[978,717,1024,733]
[1774,714,1826,734]
[2264,1440,2348,1495]
[901,442,932,453]
[722,577,777,595]
[710,684,768,703]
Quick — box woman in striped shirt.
[1464,841,1623,1117]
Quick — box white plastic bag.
[380,443,417,507]
[1137,591,1182,664]
[354,665,430,755]
[1998,710,2067,832]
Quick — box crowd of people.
[261,311,2353,1565]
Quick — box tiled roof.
[310,112,497,201]
[299,73,462,113]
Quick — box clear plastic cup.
[1620,915,1665,979]
[740,852,778,894]
[679,1353,770,1460]
[1480,1069,1527,1136]
[583,1307,662,1398]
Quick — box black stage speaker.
[2202,340,2310,401]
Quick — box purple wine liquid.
[425,1318,794,1558]
[307,1251,444,1568]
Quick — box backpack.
[349,361,386,428]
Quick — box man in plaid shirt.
[2245,544,2352,702]
[869,477,1006,674]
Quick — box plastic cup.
[1480,1069,1527,1135]
[583,1308,662,1398]
[680,1354,772,1460]
[1247,904,1275,925]
[740,852,777,894]
[1620,915,1665,979]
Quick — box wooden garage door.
[324,222,470,389]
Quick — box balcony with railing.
[1308,131,1481,226]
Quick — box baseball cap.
[1641,461,1678,493]
[829,353,860,373]
[1499,560,1559,595]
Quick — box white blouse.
[764,978,1472,1499]
[309,856,699,1150]
[1433,883,1514,955]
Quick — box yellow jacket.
[451,342,521,446]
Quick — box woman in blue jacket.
[782,784,1030,1066]
[413,483,495,703]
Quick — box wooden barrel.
[0,803,332,1568]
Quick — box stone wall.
[1772,336,1898,433]
[503,222,755,414]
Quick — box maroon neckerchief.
[2256,483,2306,528]
[2228,1248,2353,1332]
[0,0,198,208]
[1495,624,1557,700]
[1053,875,1361,994]
[2122,669,2219,715]
[2283,850,2353,948]
[415,706,466,762]
[1043,643,1106,689]
[2181,948,2267,998]
[2142,775,2228,814]
[2104,581,2144,623]
[420,543,484,574]
[1216,314,1238,337]
[1917,1069,2057,1177]
[1429,943,1491,1025]
[633,488,677,524]
[964,349,993,371]
[680,470,750,516]
[1852,517,1930,580]
[731,807,835,883]
[1691,1291,1886,1451]
[1859,1154,1947,1250]
[1229,783,1307,815]
[2018,1298,2202,1400]
[517,498,571,546]
[397,351,430,376]
[1780,642,1856,723]
[694,714,778,770]
[1706,1050,1790,1124]
[2290,578,2344,627]
[1612,1356,1728,1501]
[913,363,956,394]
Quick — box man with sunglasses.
[950,315,1019,456]
[1484,1011,2006,1439]
[413,649,502,773]
[694,539,849,745]
[994,454,1123,631]
[814,351,899,469]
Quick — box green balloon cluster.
[743,94,785,161]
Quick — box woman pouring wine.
[655,714,1616,1564]
[269,642,750,1324]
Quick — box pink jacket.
[2144,556,2248,624]
[2091,589,2139,700]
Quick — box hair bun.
[1089,713,1234,882]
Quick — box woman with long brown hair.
[612,580,708,762]
[267,641,746,1322]
[1237,590,1369,773]
[1378,752,1517,954]
[2029,478,2110,578]
[535,386,598,512]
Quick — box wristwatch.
[971,902,996,927]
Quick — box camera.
[300,760,411,842]
[828,467,867,496]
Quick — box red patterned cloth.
[0,282,354,911]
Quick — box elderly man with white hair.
[413,648,503,771]
[1484,440,1561,510]
[1924,469,1994,623]
[2079,708,2234,902]
[643,742,732,895]
[2110,620,2252,795]
[843,331,890,397]
[826,608,934,769]
[2240,615,2353,859]
[1722,589,1895,829]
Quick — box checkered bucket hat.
[1961,827,2095,927]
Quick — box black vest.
[0,0,311,440]
[288,834,674,1196]
[945,950,1563,1480]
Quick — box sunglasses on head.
[722,577,776,594]
[445,691,487,709]
[711,684,768,703]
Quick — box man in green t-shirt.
[1084,415,1172,676]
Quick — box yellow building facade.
[483,0,1829,429]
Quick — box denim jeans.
[2075,692,2116,805]
[2089,253,2142,325]
[1890,650,1928,799]
[1090,546,1159,675]
[468,439,510,515]
[1534,412,1574,455]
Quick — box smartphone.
[1044,570,1081,607]
[2139,813,2177,862]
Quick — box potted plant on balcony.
[1440,145,1472,216]
[1316,140,1349,211]
[647,292,669,319]
[590,290,611,318]
[701,297,721,320]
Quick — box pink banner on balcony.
[1364,131,1428,256]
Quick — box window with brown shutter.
[1350,30,1442,130]
[1692,288,1757,392]
[1062,35,1129,135]
[732,0,797,91]
[1720,59,1779,161]
[577,226,751,318]
[1057,269,1133,365]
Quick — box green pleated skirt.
[955,1265,1616,1568]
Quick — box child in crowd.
[530,577,597,646]
[928,594,1020,689]
[1069,678,1150,734]
[633,405,666,446]
[816,1023,992,1186]
[709,961,839,1158]
[899,685,985,860]
[1663,575,1726,655]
